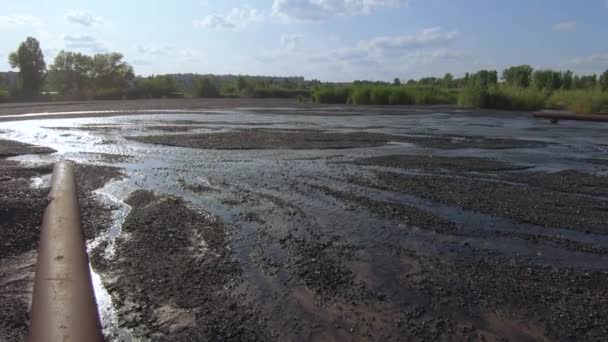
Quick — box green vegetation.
[547,90,608,114]
[312,85,456,105]
[47,50,134,100]
[458,86,546,111]
[3,36,608,114]
[195,78,220,98]
[8,37,46,97]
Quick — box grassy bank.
[312,85,457,105]
[312,84,608,114]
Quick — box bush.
[312,85,350,104]
[458,86,488,108]
[94,88,124,100]
[458,86,546,111]
[0,89,9,103]
[548,90,608,114]
[196,78,221,98]
[388,88,414,105]
[251,86,310,98]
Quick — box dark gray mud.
[354,154,530,172]
[0,139,56,158]
[128,129,400,149]
[94,190,270,341]
[396,134,548,149]
[3,106,608,341]
[370,171,608,234]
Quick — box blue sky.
[1,0,607,81]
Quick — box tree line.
[2,37,607,113]
[1,37,313,102]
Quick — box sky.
[0,0,607,82]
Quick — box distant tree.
[576,74,597,89]
[236,76,248,92]
[406,79,416,86]
[502,65,533,88]
[91,53,134,90]
[48,51,93,97]
[393,77,401,86]
[533,70,563,91]
[464,72,470,86]
[600,70,608,91]
[489,70,498,86]
[196,77,220,97]
[561,70,573,90]
[137,75,177,98]
[8,37,46,95]
[443,73,453,88]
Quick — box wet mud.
[2,106,608,341]
[128,129,401,150]
[94,190,270,341]
[0,139,56,158]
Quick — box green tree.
[196,77,220,98]
[600,70,608,91]
[8,37,46,95]
[236,76,248,92]
[576,75,597,89]
[502,65,533,88]
[561,70,573,90]
[533,70,563,91]
[91,53,134,90]
[393,77,401,86]
[470,70,497,88]
[443,73,453,88]
[48,51,93,97]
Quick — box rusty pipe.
[27,161,103,342]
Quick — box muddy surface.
[353,154,530,172]
[2,106,608,341]
[93,190,270,341]
[128,129,401,150]
[0,139,55,158]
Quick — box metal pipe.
[27,161,103,342]
[534,111,608,122]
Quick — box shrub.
[388,88,414,105]
[0,89,9,103]
[94,88,124,100]
[250,86,310,98]
[458,86,488,107]
[312,85,350,104]
[196,78,221,98]
[548,90,608,114]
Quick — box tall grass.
[547,90,608,114]
[458,86,546,111]
[312,85,456,105]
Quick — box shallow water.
[2,108,608,339]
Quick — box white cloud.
[65,10,104,27]
[194,6,264,29]
[272,0,409,21]
[360,27,460,55]
[552,21,576,31]
[0,15,42,29]
[281,34,304,50]
[64,35,107,53]
[256,27,465,81]
[566,53,608,66]
[136,44,173,55]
